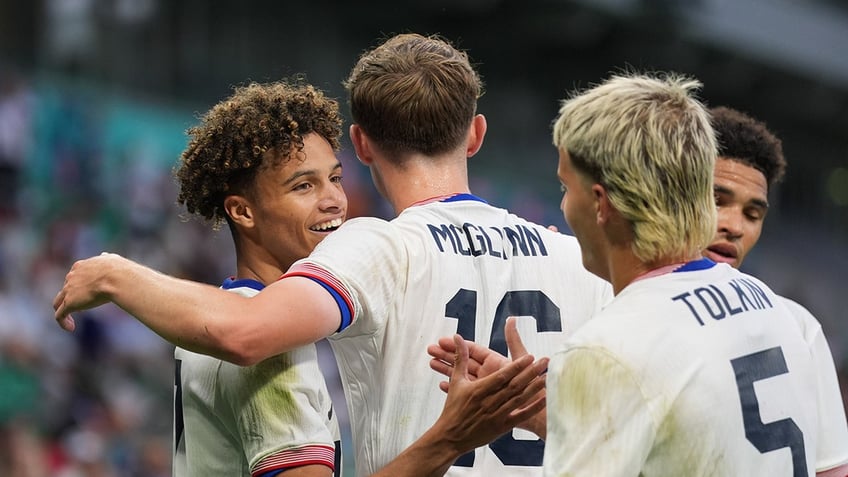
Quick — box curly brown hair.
[710,106,786,188]
[175,80,343,227]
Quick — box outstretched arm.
[53,253,340,365]
[428,317,548,438]
[373,334,548,477]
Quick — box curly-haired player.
[172,80,346,477]
[706,106,848,476]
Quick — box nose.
[319,182,347,213]
[716,206,743,239]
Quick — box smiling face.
[237,133,346,272]
[703,157,769,268]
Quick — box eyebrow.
[282,161,342,185]
[714,184,770,209]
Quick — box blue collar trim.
[442,193,488,204]
[674,258,716,272]
[221,277,265,291]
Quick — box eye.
[331,174,343,184]
[560,183,568,194]
[745,208,765,221]
[293,182,312,192]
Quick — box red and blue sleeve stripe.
[283,263,354,332]
[251,444,336,477]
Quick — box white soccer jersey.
[783,297,848,473]
[285,195,612,477]
[173,278,340,477]
[544,260,819,477]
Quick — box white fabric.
[173,283,339,477]
[544,262,819,477]
[292,198,612,477]
[782,297,848,473]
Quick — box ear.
[350,124,374,165]
[465,114,487,158]
[592,183,611,225]
[224,195,254,229]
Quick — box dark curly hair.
[710,106,786,188]
[175,80,343,228]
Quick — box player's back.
[308,195,611,476]
[545,260,818,477]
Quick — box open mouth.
[705,243,737,264]
[311,218,343,232]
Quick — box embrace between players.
[52,33,848,477]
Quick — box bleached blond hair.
[553,72,717,263]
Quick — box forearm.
[370,424,462,477]
[100,257,255,363]
[56,254,341,364]
[54,253,265,363]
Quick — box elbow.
[220,347,263,367]
[195,327,267,366]
[212,336,266,367]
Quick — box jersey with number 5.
[285,195,612,477]
[544,260,818,477]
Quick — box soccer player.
[170,80,345,477]
[706,106,848,476]
[431,104,848,476]
[53,33,609,476]
[540,72,820,475]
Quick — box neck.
[608,250,700,295]
[377,153,471,215]
[233,241,289,286]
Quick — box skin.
[703,157,769,268]
[226,133,346,285]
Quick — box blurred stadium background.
[1,0,846,475]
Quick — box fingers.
[57,315,76,332]
[505,316,529,358]
[475,353,534,398]
[429,357,453,378]
[427,341,455,363]
[452,334,469,379]
[52,290,76,332]
[428,337,483,378]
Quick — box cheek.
[744,223,763,247]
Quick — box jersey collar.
[409,193,488,207]
[221,277,265,291]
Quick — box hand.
[428,317,548,438]
[431,334,548,452]
[428,316,529,391]
[52,253,124,332]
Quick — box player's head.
[343,33,483,160]
[552,72,716,276]
[175,80,346,269]
[704,106,786,268]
